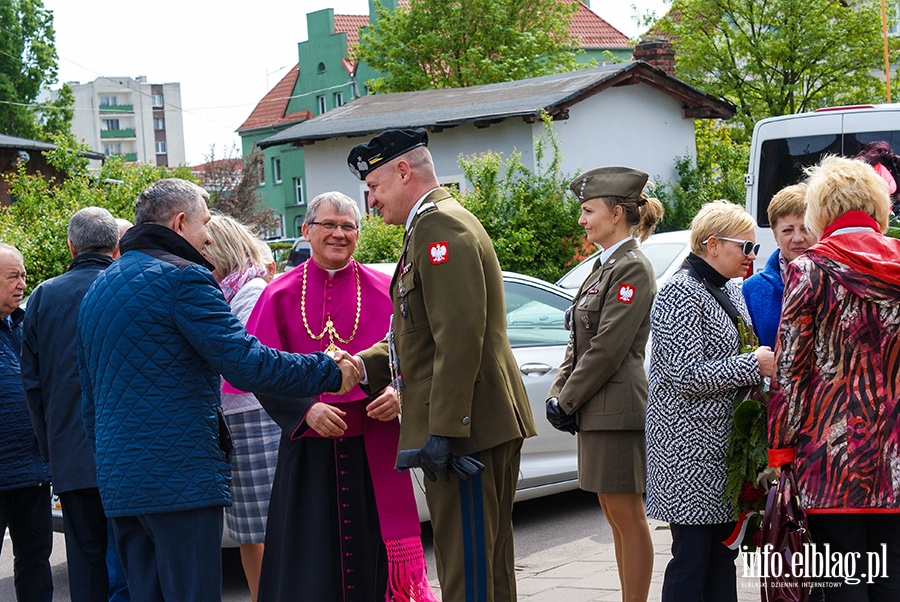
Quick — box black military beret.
[347,128,429,180]
[569,166,648,202]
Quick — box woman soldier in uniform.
[546,166,664,602]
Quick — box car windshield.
[556,240,688,289]
[504,281,571,348]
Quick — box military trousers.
[425,437,523,602]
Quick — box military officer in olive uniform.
[545,167,665,602]
[346,129,536,602]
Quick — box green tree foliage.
[660,0,889,138]
[37,82,75,143]
[458,116,583,282]
[654,120,750,231]
[354,215,404,264]
[356,0,583,93]
[1,136,195,292]
[0,0,67,139]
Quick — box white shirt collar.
[404,188,440,231]
[599,236,633,265]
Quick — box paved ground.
[5,496,762,601]
[510,518,760,601]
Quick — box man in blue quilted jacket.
[78,178,358,602]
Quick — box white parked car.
[555,229,693,292]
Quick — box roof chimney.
[633,36,675,76]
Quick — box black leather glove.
[396,435,453,482]
[448,454,486,480]
[546,397,579,435]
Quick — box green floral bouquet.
[722,318,770,550]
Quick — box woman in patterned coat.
[646,200,774,602]
[768,156,900,600]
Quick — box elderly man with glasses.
[240,191,435,602]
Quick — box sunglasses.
[703,236,760,257]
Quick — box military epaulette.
[416,201,438,216]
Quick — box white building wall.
[550,85,697,184]
[161,83,186,166]
[301,81,699,212]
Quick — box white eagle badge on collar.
[429,241,449,264]
[617,283,635,304]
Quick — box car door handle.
[520,362,553,376]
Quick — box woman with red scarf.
[768,155,900,601]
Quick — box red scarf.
[813,211,900,286]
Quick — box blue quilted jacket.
[78,225,341,517]
[0,307,51,492]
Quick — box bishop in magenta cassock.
[229,193,435,602]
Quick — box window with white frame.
[294,177,304,205]
[100,96,116,106]
[151,94,164,107]
[104,143,121,155]
[317,95,326,115]
[102,119,120,130]
[258,163,265,187]
[153,118,165,130]
[272,157,282,184]
[334,92,344,107]
[155,141,167,154]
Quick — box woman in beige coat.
[546,166,664,602]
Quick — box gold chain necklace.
[300,260,361,354]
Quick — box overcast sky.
[43,0,669,166]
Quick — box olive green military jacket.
[358,189,536,455]
[548,239,655,431]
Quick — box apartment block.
[67,76,186,166]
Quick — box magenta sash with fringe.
[295,399,436,601]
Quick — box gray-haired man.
[23,207,123,602]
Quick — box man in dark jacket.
[22,207,125,602]
[0,242,52,602]
[78,178,358,602]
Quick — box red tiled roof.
[566,0,630,49]
[237,65,312,133]
[334,14,369,49]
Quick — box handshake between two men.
[319,351,484,481]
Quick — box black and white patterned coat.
[645,271,762,525]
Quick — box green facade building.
[238,0,632,238]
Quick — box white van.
[744,104,900,270]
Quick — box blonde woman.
[768,156,900,599]
[204,214,278,602]
[646,200,773,602]
[546,166,664,602]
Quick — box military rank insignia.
[617,283,635,304]
[429,242,449,264]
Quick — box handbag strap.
[680,262,741,329]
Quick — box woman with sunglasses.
[646,200,774,602]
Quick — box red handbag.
[760,466,811,602]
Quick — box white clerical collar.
[404,188,440,231]
[599,236,632,265]
[310,258,352,279]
